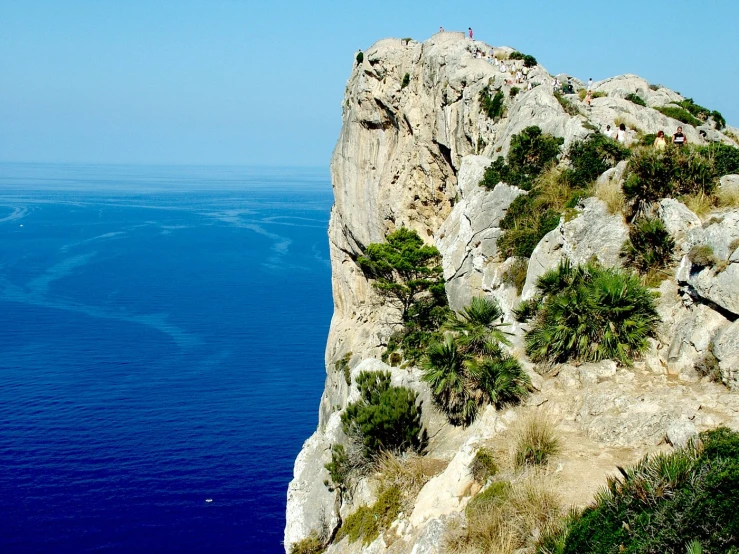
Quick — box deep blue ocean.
[0,163,333,553]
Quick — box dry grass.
[594,178,625,214]
[532,166,582,212]
[374,451,446,511]
[682,192,714,218]
[444,474,562,554]
[514,413,561,469]
[716,185,739,208]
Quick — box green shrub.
[471,448,498,483]
[509,51,537,67]
[466,481,510,515]
[655,105,703,127]
[675,98,725,129]
[336,486,402,545]
[356,51,363,64]
[335,352,352,385]
[514,298,540,322]
[703,142,739,176]
[290,533,325,554]
[621,217,675,275]
[565,133,631,188]
[341,370,424,457]
[480,126,563,191]
[515,415,561,468]
[538,427,739,554]
[325,444,350,490]
[401,73,410,89]
[625,92,646,106]
[421,339,530,425]
[502,257,529,295]
[480,86,505,120]
[623,146,720,205]
[358,227,445,325]
[510,86,520,97]
[523,260,660,365]
[443,296,511,355]
[554,91,579,116]
[688,244,716,268]
[423,298,530,426]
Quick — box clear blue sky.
[1,0,737,166]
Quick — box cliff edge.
[286,31,739,554]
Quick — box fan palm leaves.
[525,260,660,365]
[422,297,531,426]
[444,296,511,355]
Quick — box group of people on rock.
[603,124,689,148]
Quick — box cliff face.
[285,32,739,553]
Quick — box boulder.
[657,199,702,253]
[522,198,629,299]
[666,419,698,448]
[436,156,524,311]
[714,320,739,389]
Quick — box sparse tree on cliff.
[357,227,445,325]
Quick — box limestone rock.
[714,320,739,389]
[684,210,739,317]
[522,197,628,299]
[657,199,701,254]
[666,419,698,448]
[436,155,524,311]
[409,442,476,527]
[719,174,739,196]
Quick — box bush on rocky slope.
[358,227,450,365]
[538,427,739,554]
[495,132,628,259]
[480,126,564,191]
[422,298,530,426]
[341,370,425,457]
[621,216,676,281]
[521,260,660,366]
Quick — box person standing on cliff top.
[587,77,593,91]
[673,126,688,146]
[439,26,444,32]
[468,27,473,39]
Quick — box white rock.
[666,419,698,448]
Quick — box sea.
[0,163,334,553]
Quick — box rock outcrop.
[285,32,739,553]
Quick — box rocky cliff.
[285,32,739,553]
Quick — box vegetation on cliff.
[538,427,739,554]
[518,260,660,366]
[422,297,531,426]
[358,227,450,365]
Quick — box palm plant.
[444,296,511,355]
[421,336,477,425]
[525,261,659,365]
[466,352,531,408]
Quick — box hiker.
[616,123,627,144]
[522,66,529,80]
[468,27,473,39]
[585,90,593,107]
[673,126,688,147]
[515,70,522,83]
[604,124,613,138]
[553,78,560,92]
[567,78,574,94]
[439,26,444,32]
[587,77,593,91]
[654,130,667,150]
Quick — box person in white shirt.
[616,123,627,143]
[587,77,593,91]
[604,124,613,138]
